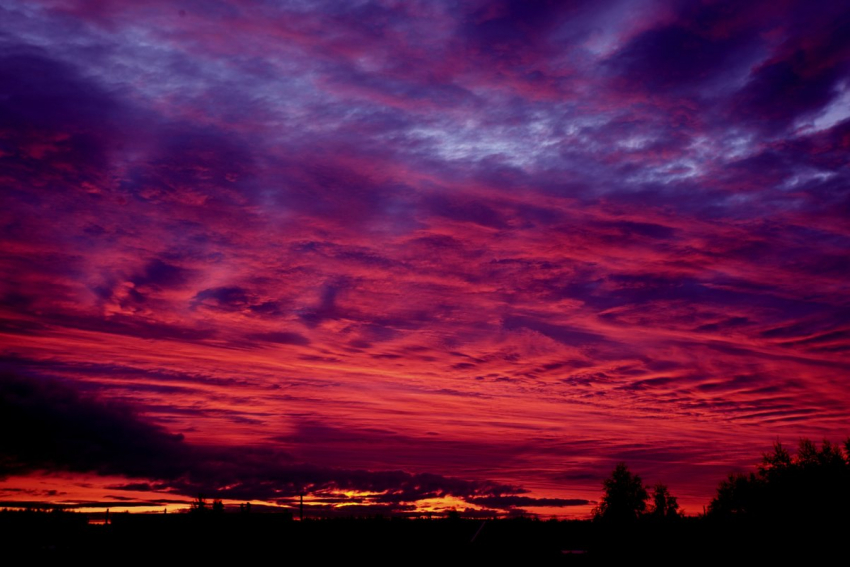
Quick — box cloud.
[0,370,580,512]
[731,12,850,131]
[131,260,190,292]
[0,370,188,479]
[193,286,252,311]
[246,331,311,346]
[468,495,590,508]
[1,0,849,517]
[606,22,752,92]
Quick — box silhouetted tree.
[594,463,648,523]
[212,499,224,514]
[757,440,791,478]
[709,472,759,516]
[648,483,679,519]
[708,438,850,523]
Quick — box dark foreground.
[2,510,847,564]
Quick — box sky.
[1,0,849,518]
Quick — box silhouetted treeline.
[3,438,849,563]
[0,508,89,555]
[588,438,850,562]
[709,438,850,522]
[594,438,850,525]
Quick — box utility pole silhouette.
[300,493,304,521]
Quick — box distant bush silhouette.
[190,494,208,514]
[594,463,649,523]
[708,438,850,523]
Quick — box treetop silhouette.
[648,483,679,519]
[709,437,850,522]
[594,462,649,523]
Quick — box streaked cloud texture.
[1,0,849,516]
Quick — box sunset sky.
[2,0,849,518]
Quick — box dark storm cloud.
[0,49,131,197]
[0,371,575,511]
[132,259,189,289]
[0,370,188,479]
[606,21,753,92]
[0,49,120,147]
[468,495,589,508]
[732,11,850,130]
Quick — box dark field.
[3,510,846,564]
